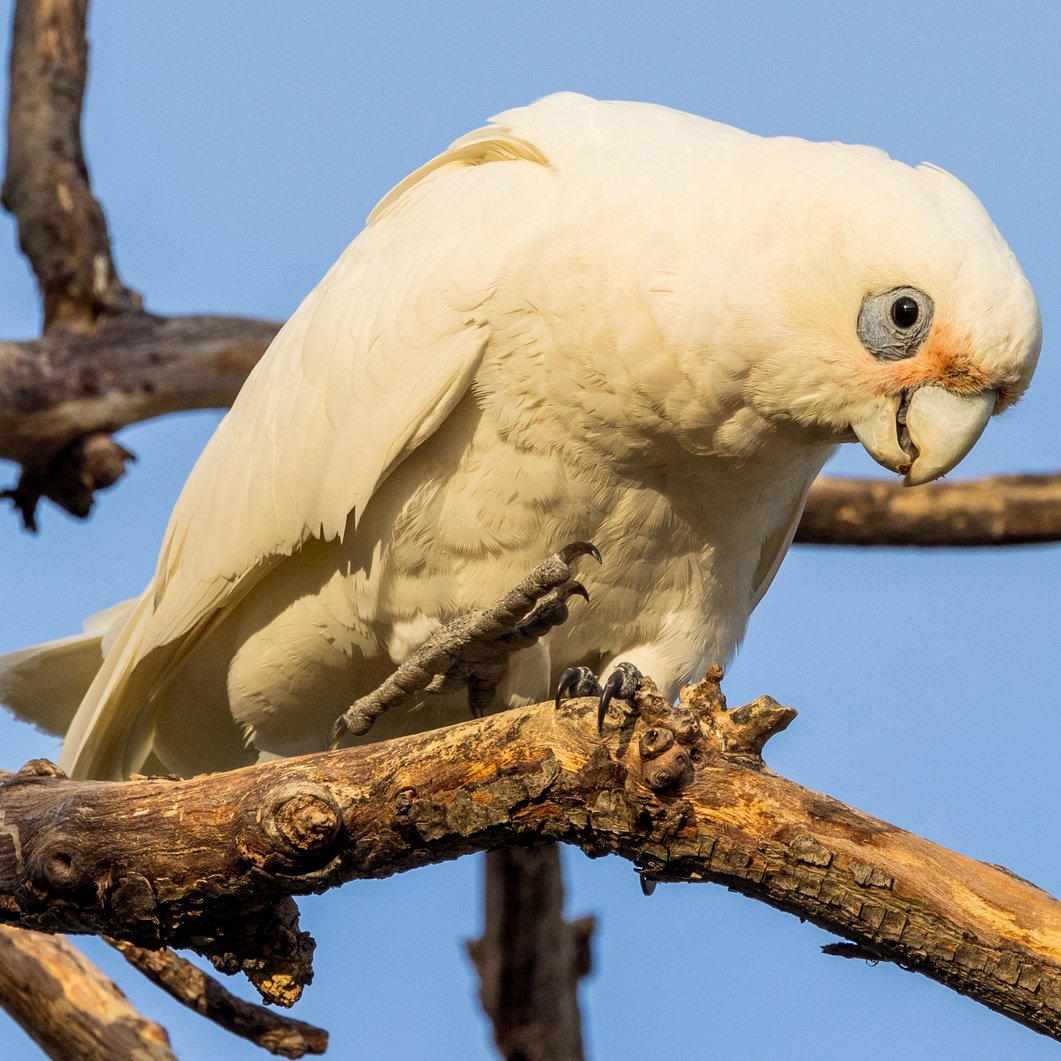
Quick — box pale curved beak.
[902,386,996,486]
[849,399,911,477]
[850,385,997,487]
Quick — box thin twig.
[107,940,328,1058]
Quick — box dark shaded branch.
[798,473,1061,546]
[0,925,175,1060]
[2,0,140,330]
[470,848,593,1061]
[0,672,1057,1042]
[0,314,279,458]
[108,939,327,1058]
[0,313,279,528]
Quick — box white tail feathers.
[0,598,137,740]
[0,632,104,738]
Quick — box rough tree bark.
[470,847,594,1061]
[0,315,280,528]
[0,672,1058,1045]
[0,3,594,1055]
[2,0,138,329]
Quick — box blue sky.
[1,3,1059,1058]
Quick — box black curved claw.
[555,666,582,709]
[596,671,623,732]
[560,580,590,603]
[639,873,658,897]
[558,540,602,565]
[596,661,641,733]
[329,715,348,751]
[555,665,600,709]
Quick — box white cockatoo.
[0,94,1041,780]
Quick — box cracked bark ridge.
[0,924,176,1060]
[0,675,1057,1042]
[0,757,319,1008]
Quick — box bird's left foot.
[555,660,642,732]
[330,541,600,747]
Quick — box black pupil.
[891,296,920,329]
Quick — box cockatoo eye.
[891,296,919,329]
[857,286,934,361]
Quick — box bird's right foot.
[555,660,643,732]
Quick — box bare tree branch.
[0,0,280,528]
[1,313,1057,541]
[3,4,1059,552]
[470,848,593,1061]
[798,473,1061,547]
[0,315,279,528]
[1,5,1056,1058]
[0,672,1057,1043]
[108,939,328,1058]
[1,4,587,1055]
[0,925,176,1060]
[0,316,280,461]
[2,0,140,330]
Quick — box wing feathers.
[59,120,554,778]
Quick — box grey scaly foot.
[329,541,601,747]
[555,660,642,732]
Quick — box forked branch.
[0,0,280,527]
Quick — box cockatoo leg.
[555,660,642,733]
[329,541,601,747]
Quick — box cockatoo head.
[744,140,1041,485]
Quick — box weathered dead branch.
[0,671,1057,1042]
[4,6,1060,549]
[1,5,1057,1057]
[2,315,1058,541]
[0,924,175,1060]
[0,314,279,527]
[0,0,280,528]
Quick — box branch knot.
[257,784,343,865]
